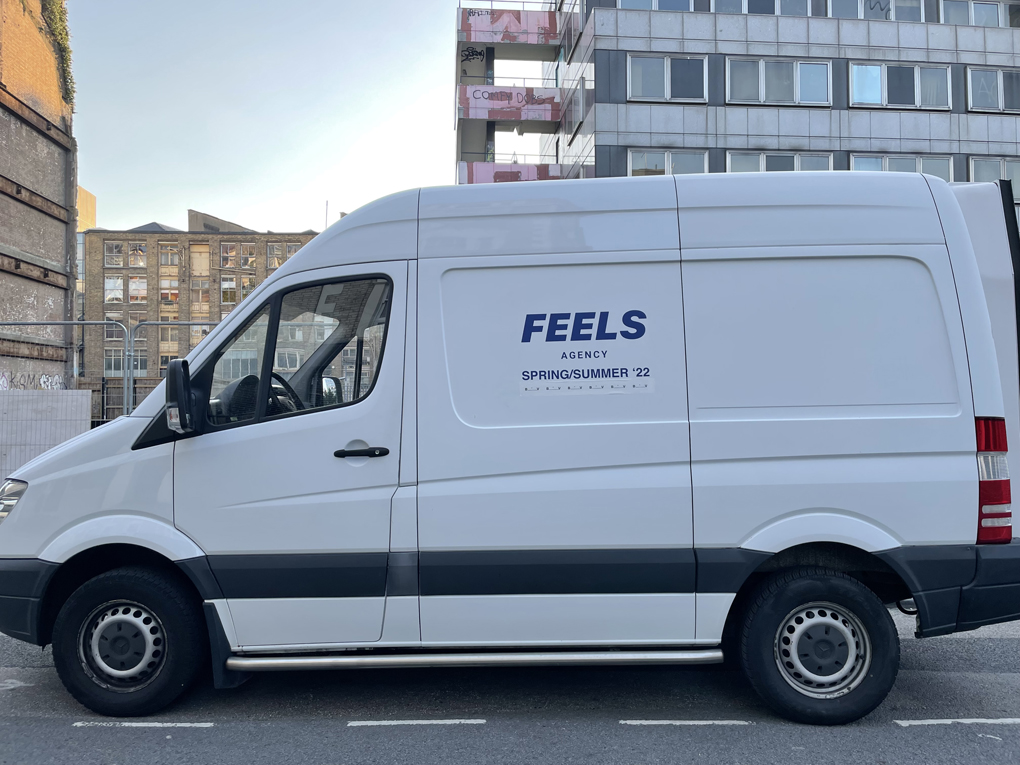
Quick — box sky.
[66,0,477,233]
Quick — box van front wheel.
[52,566,205,717]
[740,567,899,725]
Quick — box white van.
[1,173,1018,725]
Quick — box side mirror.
[166,359,195,434]
[321,375,344,405]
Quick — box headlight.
[0,479,27,524]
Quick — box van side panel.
[416,231,696,645]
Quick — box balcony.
[457,1,558,48]
[457,152,562,184]
[457,82,561,129]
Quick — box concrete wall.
[0,390,90,480]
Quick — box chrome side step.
[226,648,723,672]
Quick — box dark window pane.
[781,0,809,13]
[924,0,939,20]
[671,58,705,100]
[971,70,1000,110]
[895,0,922,19]
[863,0,892,18]
[748,0,776,12]
[888,66,916,106]
[764,60,795,102]
[765,154,796,171]
[694,0,711,10]
[658,0,691,7]
[730,60,761,101]
[1004,72,1020,110]
[1010,3,1020,26]
[811,0,827,14]
[715,0,742,11]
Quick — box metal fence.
[0,389,92,480]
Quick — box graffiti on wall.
[0,371,67,390]
[458,86,562,122]
[461,46,486,63]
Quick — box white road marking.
[620,720,751,726]
[347,719,486,727]
[978,734,1003,741]
[72,722,215,728]
[894,718,1020,728]
[0,679,32,691]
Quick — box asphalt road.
[0,612,1017,765]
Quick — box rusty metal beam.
[0,173,69,223]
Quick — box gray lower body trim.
[227,648,723,672]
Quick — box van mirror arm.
[166,359,196,434]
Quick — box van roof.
[271,172,946,279]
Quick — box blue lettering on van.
[521,312,646,342]
[522,367,631,381]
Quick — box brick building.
[0,0,77,391]
[82,217,316,416]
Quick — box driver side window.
[208,307,271,425]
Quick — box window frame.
[626,54,709,104]
[128,276,147,303]
[627,149,710,176]
[104,242,124,268]
[941,0,1004,25]
[104,275,124,303]
[188,273,395,436]
[966,67,1020,112]
[726,58,833,106]
[850,62,952,110]
[850,153,955,180]
[969,157,1020,202]
[725,151,835,172]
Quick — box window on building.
[159,322,179,344]
[943,0,1006,24]
[105,312,124,340]
[220,243,237,268]
[275,350,301,374]
[268,243,284,270]
[128,311,148,344]
[286,243,302,259]
[620,0,947,19]
[727,58,830,105]
[159,355,178,378]
[105,276,124,303]
[850,63,951,109]
[728,152,833,172]
[240,243,257,269]
[191,278,210,305]
[160,279,179,302]
[190,243,210,276]
[628,55,707,102]
[972,158,1020,204]
[158,243,180,266]
[221,276,237,304]
[968,68,1020,112]
[104,242,124,267]
[190,324,211,348]
[240,275,257,300]
[128,242,147,267]
[128,276,147,303]
[629,150,709,176]
[133,355,148,376]
[104,348,123,378]
[851,154,953,181]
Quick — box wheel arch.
[37,543,212,647]
[719,542,913,655]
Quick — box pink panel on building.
[458,85,561,122]
[462,163,563,183]
[458,9,558,45]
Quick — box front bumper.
[879,540,1020,637]
[0,559,58,645]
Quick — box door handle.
[334,447,389,458]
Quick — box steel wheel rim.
[77,600,167,692]
[773,601,871,699]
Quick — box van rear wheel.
[739,567,899,725]
[52,566,205,717]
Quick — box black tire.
[739,567,899,725]
[52,566,206,717]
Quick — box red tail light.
[976,417,1011,544]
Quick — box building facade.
[82,222,315,417]
[456,1,1020,214]
[0,0,77,391]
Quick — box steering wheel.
[269,372,305,413]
